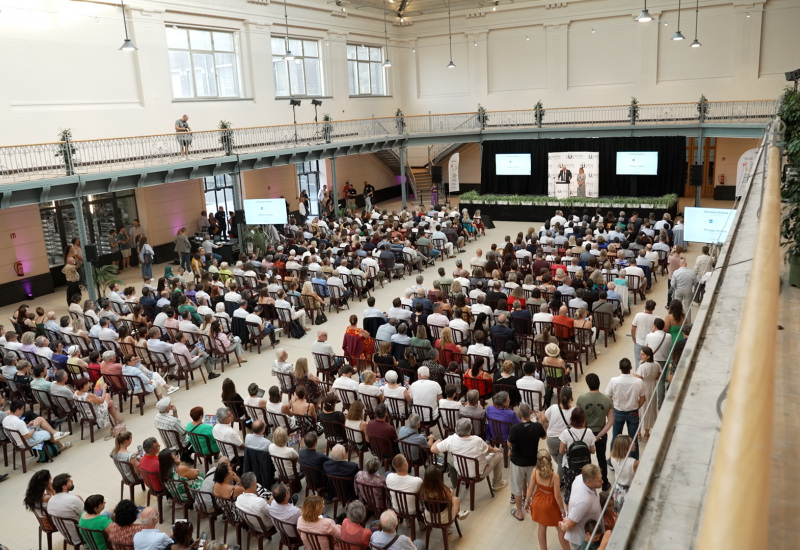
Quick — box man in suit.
[557,165,572,183]
[489,314,515,349]
[299,432,331,494]
[322,444,360,500]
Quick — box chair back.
[320,418,346,448]
[112,454,142,485]
[487,416,514,445]
[51,515,83,548]
[275,371,296,396]
[266,411,295,432]
[440,407,460,436]
[337,537,370,550]
[163,477,191,503]
[273,516,302,550]
[51,393,78,421]
[354,476,389,515]
[139,466,167,496]
[518,387,544,411]
[244,403,268,423]
[384,395,410,424]
[272,454,301,484]
[452,452,483,481]
[336,388,360,412]
[298,529,337,550]
[593,310,614,330]
[214,493,243,526]
[533,321,553,336]
[367,433,395,464]
[240,509,276,537]
[420,497,457,528]
[459,414,486,439]
[410,403,438,425]
[158,427,189,454]
[32,387,53,410]
[398,437,432,475]
[387,487,422,524]
[75,399,99,427]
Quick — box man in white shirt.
[268,483,302,526]
[212,407,244,455]
[409,366,442,422]
[550,210,567,227]
[272,349,294,375]
[107,283,130,314]
[386,454,423,512]
[375,318,398,343]
[173,331,217,379]
[432,417,506,491]
[196,297,214,317]
[645,318,672,367]
[605,358,646,460]
[332,365,359,401]
[275,290,307,328]
[391,324,411,346]
[363,297,385,319]
[448,309,470,335]
[427,303,449,330]
[156,292,171,310]
[46,474,84,521]
[466,331,493,361]
[470,295,493,317]
[336,259,352,277]
[236,472,274,528]
[469,248,487,268]
[631,300,658,368]
[244,420,271,451]
[4,399,68,453]
[327,272,352,303]
[559,465,603,548]
[178,311,199,334]
[310,330,344,370]
[516,363,546,411]
[245,305,279,345]
[97,318,118,342]
[387,298,412,322]
[533,304,554,323]
[224,284,242,304]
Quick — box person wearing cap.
[64,345,89,379]
[154,397,192,458]
[543,343,571,387]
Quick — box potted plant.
[219,120,234,155]
[241,226,268,257]
[483,194,498,205]
[520,195,534,206]
[92,264,124,302]
[496,194,510,205]
[629,97,639,125]
[55,128,78,176]
[395,108,406,134]
[322,114,333,143]
[779,86,800,285]
[477,104,489,129]
[697,94,709,123]
[534,100,545,128]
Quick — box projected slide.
[684,207,735,243]
[243,198,288,225]
[496,154,531,176]
[616,151,658,175]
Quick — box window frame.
[346,43,389,97]
[271,36,324,98]
[166,25,243,100]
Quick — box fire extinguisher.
[14,261,24,277]
[719,174,725,185]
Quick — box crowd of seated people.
[0,204,708,550]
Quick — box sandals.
[510,509,524,521]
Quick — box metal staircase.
[373,149,402,175]
[411,167,432,206]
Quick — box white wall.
[0,0,795,147]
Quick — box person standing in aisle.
[62,256,82,306]
[175,114,192,157]
[363,181,375,212]
[139,236,155,281]
[118,226,131,271]
[108,229,120,269]
[174,228,192,273]
[129,219,145,250]
[215,206,228,240]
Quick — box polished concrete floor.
[0,195,717,550]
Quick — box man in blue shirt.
[311,273,329,297]
[133,507,173,550]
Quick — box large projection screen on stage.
[616,151,658,175]
[496,154,531,176]
[547,152,599,197]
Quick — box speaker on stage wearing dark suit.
[689,165,703,187]
[84,244,98,263]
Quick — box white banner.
[448,153,460,193]
[547,152,599,198]
[735,148,759,199]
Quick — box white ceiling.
[323,0,542,18]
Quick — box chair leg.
[469,481,475,511]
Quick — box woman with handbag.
[138,236,155,281]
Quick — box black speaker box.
[689,164,703,187]
[431,166,443,184]
[84,244,98,263]
[234,209,245,224]
[482,214,495,229]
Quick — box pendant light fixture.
[691,0,701,47]
[446,0,455,68]
[672,0,685,40]
[118,0,138,51]
[283,0,294,61]
[382,0,391,67]
[636,0,653,22]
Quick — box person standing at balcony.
[215,206,228,240]
[363,181,375,212]
[576,167,586,198]
[175,114,191,157]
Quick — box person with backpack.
[558,407,596,504]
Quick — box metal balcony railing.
[0,99,777,184]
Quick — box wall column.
[330,157,339,213]
[400,147,407,209]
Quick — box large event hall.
[0,0,797,549]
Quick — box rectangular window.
[271,37,324,97]
[167,26,242,99]
[203,175,236,217]
[346,44,387,96]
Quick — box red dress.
[530,471,562,527]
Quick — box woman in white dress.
[635,346,660,440]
